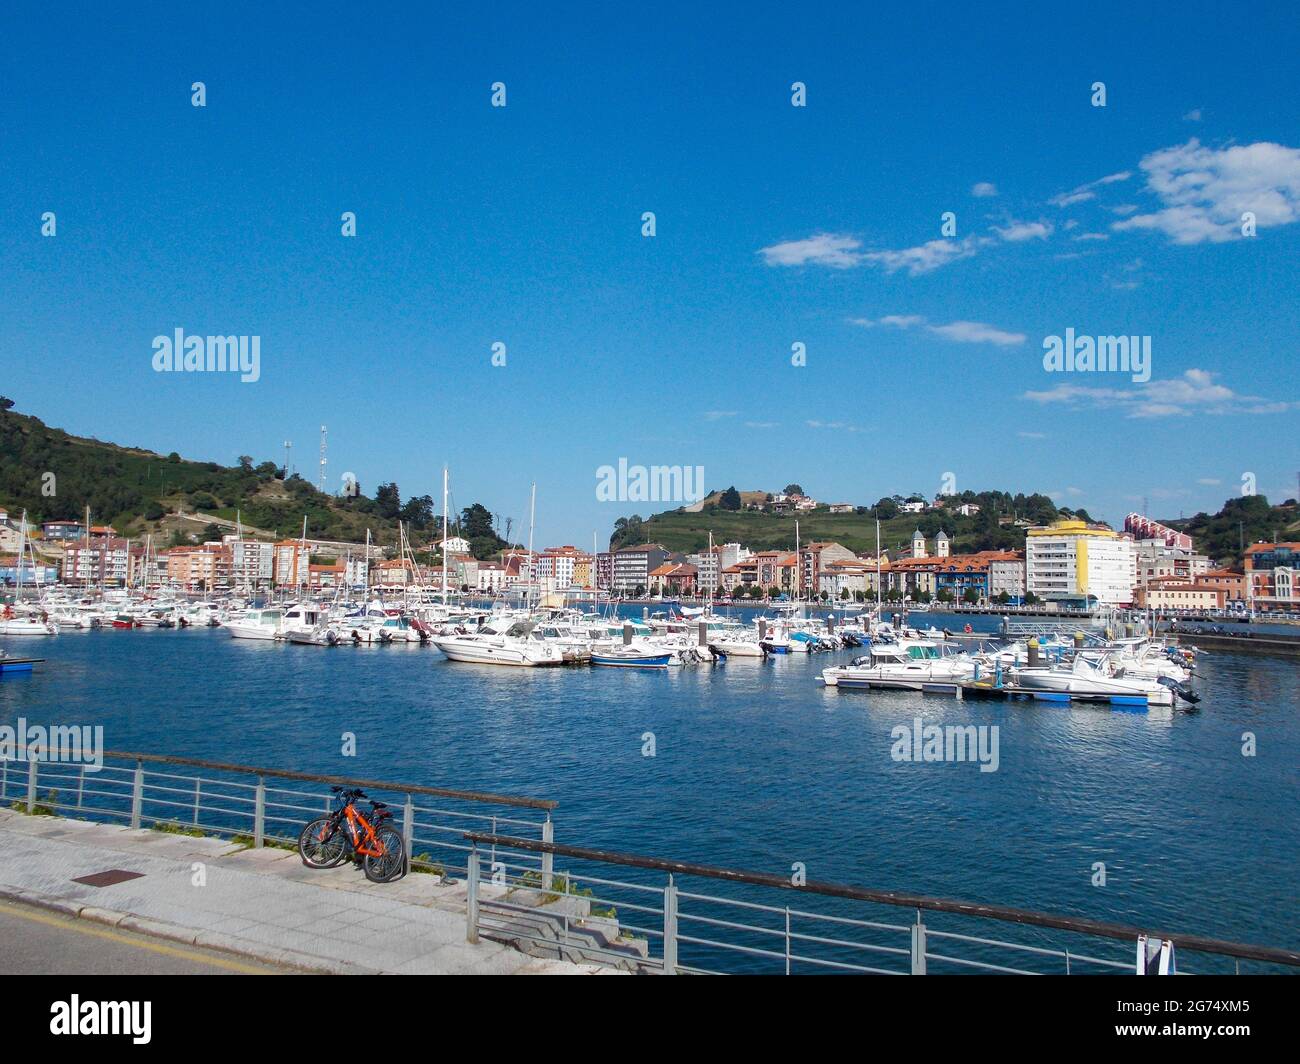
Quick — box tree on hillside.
[783,484,804,496]
[719,486,742,511]
[873,497,899,520]
[461,502,496,540]
[400,494,435,530]
[375,482,401,520]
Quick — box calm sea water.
[3,609,1297,970]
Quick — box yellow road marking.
[0,899,277,974]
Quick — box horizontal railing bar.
[10,744,556,810]
[925,952,1041,975]
[465,832,1300,967]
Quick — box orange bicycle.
[298,786,406,882]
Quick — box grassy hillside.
[0,399,409,545]
[613,490,1067,555]
[1168,495,1300,565]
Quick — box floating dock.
[825,675,1173,708]
[0,657,43,674]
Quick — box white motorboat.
[1012,653,1188,704]
[822,640,977,689]
[0,616,58,636]
[431,618,565,667]
[226,608,284,640]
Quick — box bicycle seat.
[370,801,389,810]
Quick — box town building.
[649,561,697,597]
[41,520,83,541]
[164,544,231,589]
[1133,578,1226,611]
[65,537,138,587]
[272,541,312,588]
[1025,519,1136,605]
[1244,542,1300,611]
[611,543,669,593]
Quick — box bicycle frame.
[316,796,393,859]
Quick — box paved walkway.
[0,809,609,975]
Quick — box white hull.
[226,623,279,640]
[431,637,563,667]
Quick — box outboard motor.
[1157,676,1201,704]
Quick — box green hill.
[1168,495,1300,565]
[611,490,1068,555]
[0,398,419,546]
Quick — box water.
[2,610,1297,971]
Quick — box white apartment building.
[476,562,506,592]
[345,556,370,588]
[228,538,274,588]
[1025,520,1136,605]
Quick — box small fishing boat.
[590,647,672,669]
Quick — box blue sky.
[3,1,1298,546]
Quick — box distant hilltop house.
[439,535,471,555]
[770,492,819,512]
[828,503,854,514]
[898,500,926,514]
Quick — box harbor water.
[2,610,1297,971]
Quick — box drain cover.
[73,869,145,888]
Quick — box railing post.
[130,759,143,828]
[76,764,86,810]
[910,910,927,974]
[541,815,554,892]
[466,844,480,944]
[253,775,265,848]
[26,752,38,813]
[663,874,678,974]
[402,794,414,874]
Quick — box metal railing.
[2,746,555,880]
[463,833,1300,976]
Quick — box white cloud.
[993,220,1053,242]
[759,232,863,268]
[971,182,998,197]
[1197,477,1222,486]
[862,236,987,275]
[929,320,1027,345]
[745,421,780,429]
[1183,109,1203,122]
[1017,431,1047,439]
[1048,171,1131,208]
[852,314,1025,346]
[1112,138,1300,244]
[805,419,861,432]
[703,410,738,420]
[1072,232,1109,241]
[1023,368,1299,418]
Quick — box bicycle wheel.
[299,817,349,868]
[363,825,406,882]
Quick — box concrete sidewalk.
[0,809,610,975]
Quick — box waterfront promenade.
[0,808,608,975]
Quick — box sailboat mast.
[441,466,449,604]
[875,518,882,613]
[526,482,536,609]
